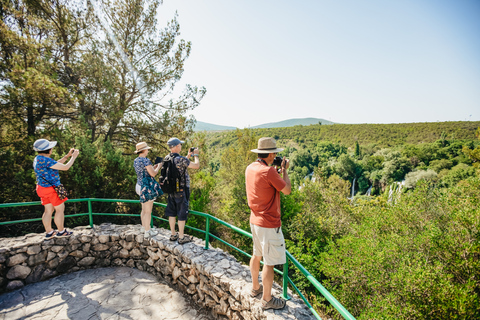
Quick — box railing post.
[150,207,154,228]
[88,199,93,228]
[204,216,210,250]
[282,255,291,300]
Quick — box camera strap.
[256,158,268,166]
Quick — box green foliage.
[404,169,438,189]
[318,178,480,319]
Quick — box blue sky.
[157,0,480,128]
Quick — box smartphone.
[154,157,163,164]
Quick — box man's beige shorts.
[250,223,286,266]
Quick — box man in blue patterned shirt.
[164,138,200,244]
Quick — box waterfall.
[350,177,356,199]
[366,185,372,196]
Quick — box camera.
[190,147,195,152]
[272,156,283,167]
[154,156,163,164]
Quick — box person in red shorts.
[245,137,291,310]
[33,139,80,240]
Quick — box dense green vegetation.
[1,1,480,319]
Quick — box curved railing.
[0,198,355,320]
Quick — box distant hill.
[194,121,237,131]
[194,117,333,131]
[251,118,334,129]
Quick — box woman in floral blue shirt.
[33,139,79,239]
[134,142,162,238]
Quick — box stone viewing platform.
[0,224,314,319]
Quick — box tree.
[80,0,206,147]
[354,140,361,159]
[0,0,82,137]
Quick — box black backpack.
[159,154,181,193]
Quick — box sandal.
[45,230,57,240]
[262,296,286,310]
[178,235,192,244]
[250,284,263,297]
[55,229,73,238]
[169,233,179,241]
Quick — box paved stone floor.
[0,267,211,320]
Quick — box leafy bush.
[318,178,480,319]
[404,169,438,188]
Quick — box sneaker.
[144,229,158,238]
[178,235,192,244]
[250,284,263,298]
[55,229,73,238]
[45,230,57,240]
[262,296,286,310]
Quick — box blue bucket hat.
[167,137,184,148]
[33,139,57,151]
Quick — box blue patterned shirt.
[33,155,61,187]
[134,157,153,185]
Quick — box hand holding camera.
[272,156,289,173]
[189,147,199,158]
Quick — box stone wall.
[0,223,314,320]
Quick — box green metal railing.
[0,198,355,320]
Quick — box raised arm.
[50,149,80,171]
[57,148,75,164]
[280,158,291,195]
[188,148,200,169]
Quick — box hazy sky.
[157,0,480,128]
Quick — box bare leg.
[250,255,262,291]
[141,201,154,231]
[42,204,55,233]
[169,216,177,235]
[53,203,65,231]
[261,265,275,302]
[178,220,186,238]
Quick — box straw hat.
[135,142,152,153]
[250,137,284,153]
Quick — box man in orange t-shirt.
[245,137,291,310]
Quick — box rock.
[50,246,64,253]
[130,248,143,258]
[98,235,110,243]
[47,257,59,269]
[7,265,31,280]
[82,243,91,252]
[78,257,96,267]
[6,280,24,291]
[26,245,42,255]
[126,259,135,268]
[56,256,76,273]
[188,274,199,284]
[79,235,92,243]
[27,251,47,266]
[93,244,109,251]
[119,240,135,250]
[69,250,86,258]
[41,269,57,280]
[25,264,45,284]
[57,250,69,260]
[46,251,56,261]
[118,248,129,259]
[6,253,28,267]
